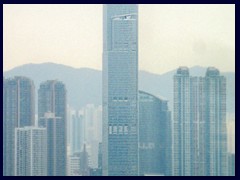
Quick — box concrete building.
[173,67,192,176]
[3,76,35,176]
[69,109,83,155]
[38,80,67,176]
[204,67,227,176]
[173,67,228,176]
[68,152,81,176]
[15,127,47,176]
[39,112,65,176]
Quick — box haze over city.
[3,4,235,176]
[3,4,235,74]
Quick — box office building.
[102,4,139,176]
[139,91,171,176]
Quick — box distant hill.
[4,63,235,113]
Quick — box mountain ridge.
[4,63,235,114]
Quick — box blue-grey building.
[39,112,65,176]
[190,76,206,176]
[3,76,35,176]
[15,126,47,176]
[173,67,228,176]
[139,91,171,176]
[173,67,192,176]
[228,153,235,176]
[38,80,67,176]
[204,67,227,176]
[70,111,83,155]
[102,4,139,176]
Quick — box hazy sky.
[3,4,235,74]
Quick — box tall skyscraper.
[70,109,83,155]
[15,126,47,176]
[173,67,228,176]
[190,76,206,176]
[139,91,172,176]
[173,67,192,176]
[3,76,35,176]
[83,104,102,169]
[102,4,139,176]
[204,67,227,176]
[39,112,65,176]
[38,80,67,176]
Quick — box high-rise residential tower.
[39,112,65,176]
[190,76,206,176]
[82,104,102,169]
[15,126,47,176]
[3,76,35,176]
[38,80,67,176]
[70,110,83,155]
[139,91,172,176]
[204,67,227,176]
[173,67,192,176]
[102,4,139,176]
[173,67,228,176]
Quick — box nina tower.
[102,4,139,176]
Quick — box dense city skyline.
[3,4,235,74]
[3,4,235,176]
[4,66,234,176]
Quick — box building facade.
[39,112,65,176]
[15,127,47,176]
[173,67,228,176]
[190,76,206,176]
[80,144,90,176]
[70,110,83,155]
[204,67,227,176]
[83,104,102,169]
[38,80,67,176]
[139,91,171,176]
[228,153,235,176]
[102,4,139,176]
[3,76,35,176]
[68,152,81,176]
[173,67,192,176]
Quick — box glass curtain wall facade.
[139,91,171,176]
[102,4,139,176]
